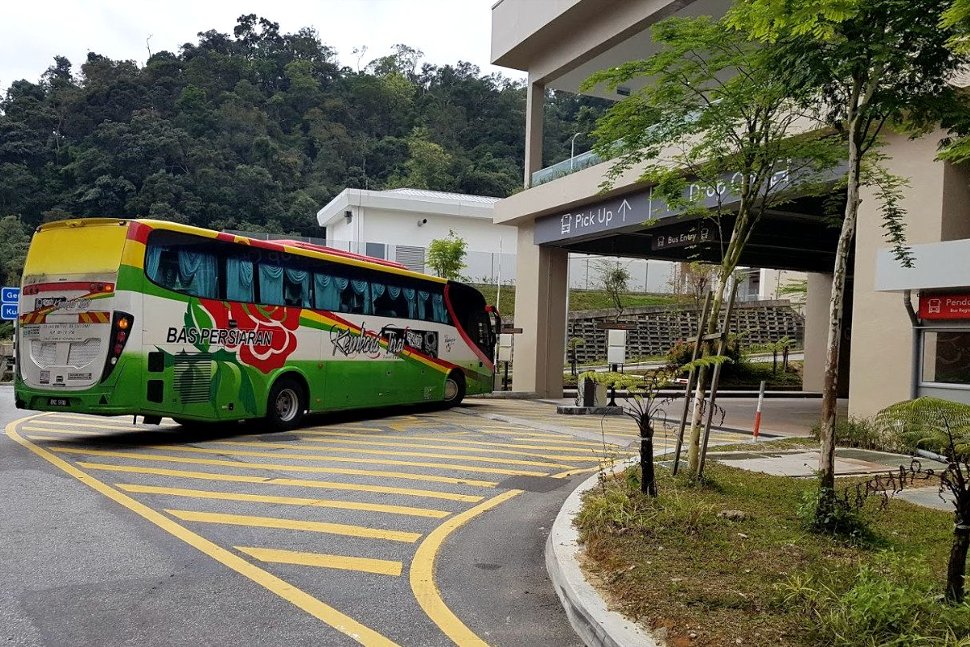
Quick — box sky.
[0,0,524,94]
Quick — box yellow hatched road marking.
[295,440,578,469]
[347,433,617,454]
[476,427,595,440]
[116,483,450,518]
[5,420,399,647]
[77,463,484,502]
[293,434,601,462]
[237,547,402,577]
[49,446,498,487]
[167,509,421,543]
[35,417,178,430]
[142,443,551,478]
[23,427,99,437]
[411,489,522,647]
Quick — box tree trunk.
[687,271,728,475]
[818,123,862,493]
[947,525,969,604]
[641,418,657,496]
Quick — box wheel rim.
[444,378,459,401]
[275,387,300,422]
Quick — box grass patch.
[706,436,820,453]
[576,463,963,646]
[472,284,681,318]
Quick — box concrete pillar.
[512,223,568,397]
[523,77,545,187]
[848,130,963,418]
[802,272,831,392]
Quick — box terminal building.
[489,0,970,416]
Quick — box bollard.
[753,380,766,440]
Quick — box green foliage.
[0,216,30,286]
[875,397,970,458]
[595,260,631,313]
[667,336,742,375]
[0,15,607,256]
[783,551,970,646]
[797,484,872,539]
[810,416,896,452]
[426,230,467,280]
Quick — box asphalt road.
[0,386,615,647]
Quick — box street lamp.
[570,132,581,171]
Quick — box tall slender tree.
[584,15,840,475]
[729,0,969,510]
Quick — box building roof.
[316,187,500,227]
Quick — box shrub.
[666,335,743,376]
[875,397,970,458]
[796,484,872,540]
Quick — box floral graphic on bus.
[196,299,301,373]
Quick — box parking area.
[4,398,743,646]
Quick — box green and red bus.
[14,218,499,429]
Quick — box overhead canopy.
[876,239,970,292]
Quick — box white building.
[316,187,677,291]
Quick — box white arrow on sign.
[618,199,632,222]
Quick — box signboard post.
[1,287,18,321]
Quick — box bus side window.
[283,268,310,307]
[258,263,285,305]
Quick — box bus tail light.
[101,311,134,381]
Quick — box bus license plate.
[48,398,70,407]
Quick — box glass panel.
[226,257,254,302]
[259,264,285,305]
[283,268,310,307]
[921,330,970,386]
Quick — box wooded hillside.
[0,14,606,285]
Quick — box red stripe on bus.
[25,282,115,293]
[127,221,151,244]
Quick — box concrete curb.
[546,460,660,647]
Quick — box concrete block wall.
[564,300,804,364]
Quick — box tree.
[0,216,30,286]
[426,230,467,280]
[595,259,630,317]
[729,0,970,507]
[583,14,841,477]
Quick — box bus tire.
[266,375,307,431]
[443,371,466,407]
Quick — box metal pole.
[698,279,740,478]
[752,380,767,440]
[672,290,713,475]
[570,132,580,171]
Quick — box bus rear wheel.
[443,371,466,407]
[267,376,307,431]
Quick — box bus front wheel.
[443,371,466,407]
[267,376,307,430]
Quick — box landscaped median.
[562,452,969,647]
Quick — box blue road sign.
[1,303,17,321]
[1,287,19,303]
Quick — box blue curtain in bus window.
[226,257,254,302]
[145,246,162,283]
[259,264,284,305]
[177,249,218,297]
[417,290,429,321]
[432,293,447,323]
[313,274,340,311]
[284,268,310,307]
[403,288,417,319]
[351,280,371,314]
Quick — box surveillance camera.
[417,218,428,226]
